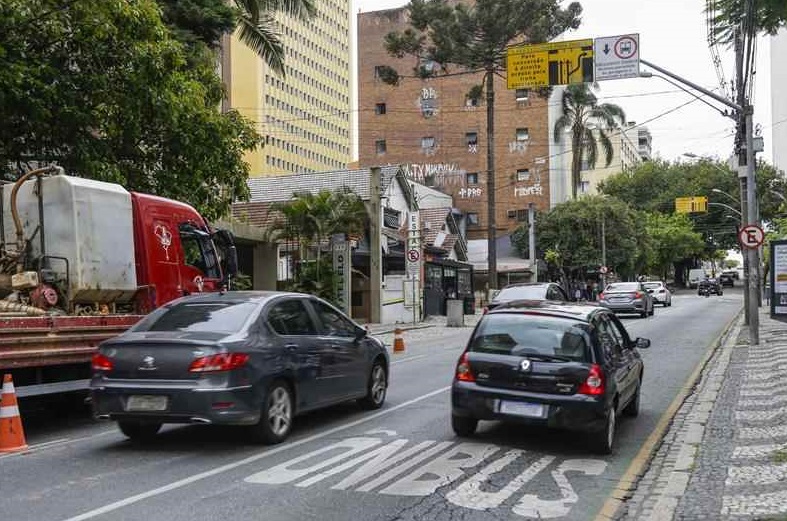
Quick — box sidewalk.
[612,308,787,520]
[363,312,483,337]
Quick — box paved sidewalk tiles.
[616,309,787,520]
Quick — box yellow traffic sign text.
[507,39,594,89]
[675,196,708,214]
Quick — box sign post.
[405,211,421,323]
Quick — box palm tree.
[553,84,626,200]
[233,0,316,76]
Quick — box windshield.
[133,301,258,333]
[606,283,639,292]
[643,282,662,289]
[494,286,546,301]
[470,314,590,361]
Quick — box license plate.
[499,400,545,418]
[610,297,628,302]
[126,395,168,412]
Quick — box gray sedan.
[598,282,655,318]
[90,291,389,444]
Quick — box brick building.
[356,7,552,242]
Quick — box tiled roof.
[420,207,451,245]
[231,201,279,230]
[245,166,401,203]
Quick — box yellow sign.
[506,39,594,89]
[675,196,708,213]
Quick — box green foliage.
[553,84,626,199]
[233,272,253,290]
[156,0,236,53]
[708,0,787,46]
[0,0,262,221]
[643,212,705,280]
[522,196,648,281]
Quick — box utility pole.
[735,26,751,326]
[528,203,536,282]
[369,167,382,324]
[601,214,607,289]
[485,67,497,290]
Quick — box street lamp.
[711,188,740,206]
[708,201,742,218]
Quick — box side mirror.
[634,337,651,349]
[354,326,368,341]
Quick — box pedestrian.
[574,287,582,302]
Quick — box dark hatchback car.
[486,282,569,312]
[90,292,389,444]
[451,302,650,454]
[698,278,724,295]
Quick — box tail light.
[482,306,489,315]
[92,353,114,372]
[189,353,249,373]
[598,292,605,300]
[577,364,605,396]
[455,352,475,382]
[633,291,643,299]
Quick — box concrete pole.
[485,68,498,289]
[741,177,750,325]
[369,167,382,324]
[528,203,536,282]
[745,109,759,345]
[601,214,607,288]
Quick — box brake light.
[189,353,250,373]
[455,352,475,382]
[92,353,114,372]
[598,292,604,300]
[577,364,605,396]
[633,291,643,299]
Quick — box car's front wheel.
[451,414,478,437]
[591,407,616,455]
[358,359,387,410]
[118,420,161,442]
[250,381,294,445]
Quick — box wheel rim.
[371,365,386,404]
[267,387,292,436]
[607,408,616,449]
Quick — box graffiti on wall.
[458,187,483,199]
[402,163,465,187]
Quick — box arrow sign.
[603,43,610,54]
[594,34,640,81]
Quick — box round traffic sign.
[407,249,420,262]
[599,266,609,274]
[738,224,765,249]
[614,36,638,59]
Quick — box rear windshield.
[642,282,662,289]
[606,283,639,292]
[470,313,590,361]
[494,286,545,301]
[134,302,258,333]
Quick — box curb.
[594,309,744,521]
[366,323,435,336]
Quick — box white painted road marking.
[61,386,451,521]
[726,463,787,485]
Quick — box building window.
[516,128,530,141]
[580,159,590,170]
[421,136,435,150]
[515,88,529,101]
[375,103,387,115]
[507,210,517,219]
[465,132,478,145]
[465,96,480,107]
[467,213,479,226]
[374,65,386,80]
[516,169,530,181]
[580,181,590,193]
[466,172,479,184]
[375,139,387,154]
[516,209,528,222]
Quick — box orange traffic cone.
[1,374,28,453]
[393,328,405,354]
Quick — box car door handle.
[285,344,298,351]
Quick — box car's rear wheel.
[648,305,655,316]
[451,414,478,437]
[591,407,616,455]
[358,359,387,410]
[250,381,293,445]
[640,310,647,318]
[623,381,641,417]
[118,420,161,442]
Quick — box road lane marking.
[61,385,451,521]
[391,354,429,365]
[0,429,118,460]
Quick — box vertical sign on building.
[332,233,352,314]
[406,211,421,278]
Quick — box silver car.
[643,281,672,307]
[599,282,655,318]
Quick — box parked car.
[722,269,739,280]
[451,301,650,454]
[90,291,389,444]
[486,282,569,312]
[642,281,672,307]
[598,282,655,318]
[698,278,723,296]
[719,273,735,287]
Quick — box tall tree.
[708,0,787,45]
[156,0,316,76]
[643,212,706,281]
[0,0,262,220]
[552,83,626,200]
[378,0,582,288]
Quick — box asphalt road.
[1,288,743,521]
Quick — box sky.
[350,0,774,165]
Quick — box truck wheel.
[118,421,161,442]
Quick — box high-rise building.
[578,123,645,196]
[223,1,353,177]
[357,7,552,241]
[772,30,787,174]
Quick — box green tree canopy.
[0,0,262,220]
[552,83,626,200]
[709,0,787,45]
[643,212,706,281]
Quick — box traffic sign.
[506,39,594,89]
[594,34,640,81]
[407,249,420,263]
[599,266,609,274]
[739,224,765,249]
[675,196,708,214]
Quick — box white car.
[643,281,672,306]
